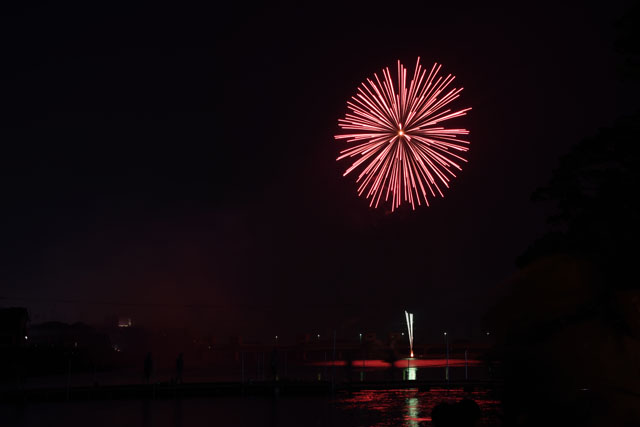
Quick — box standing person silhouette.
[176,353,184,384]
[144,352,153,384]
[270,348,278,381]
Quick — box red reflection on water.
[337,388,502,426]
[307,358,481,368]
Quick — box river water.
[2,387,501,426]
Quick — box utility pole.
[444,332,449,383]
[465,348,468,381]
[332,330,337,390]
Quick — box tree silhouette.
[518,114,640,290]
[489,6,640,425]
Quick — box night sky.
[1,2,636,341]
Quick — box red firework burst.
[335,58,471,211]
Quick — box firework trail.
[335,58,471,211]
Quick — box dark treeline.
[486,5,640,426]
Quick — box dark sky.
[1,2,636,341]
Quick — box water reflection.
[339,388,501,426]
[2,388,501,427]
[405,396,420,427]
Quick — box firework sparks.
[405,310,414,358]
[335,58,471,211]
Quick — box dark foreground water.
[1,388,501,426]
